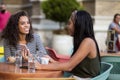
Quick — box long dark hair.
[1,10,33,47]
[72,10,100,60]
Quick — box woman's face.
[67,18,74,36]
[0,4,6,10]
[115,15,120,24]
[18,16,30,35]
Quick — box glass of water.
[28,54,35,73]
[15,50,22,67]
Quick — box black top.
[70,54,100,78]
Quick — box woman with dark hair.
[35,10,100,80]
[1,10,48,62]
[107,13,120,52]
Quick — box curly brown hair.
[1,10,34,47]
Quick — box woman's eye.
[19,22,25,25]
[27,22,30,24]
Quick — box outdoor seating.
[0,46,4,62]
[46,47,70,62]
[101,56,120,80]
[0,46,4,53]
[91,62,113,80]
[0,56,4,62]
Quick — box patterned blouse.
[3,33,47,62]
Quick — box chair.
[0,56,5,62]
[91,62,113,80]
[19,78,75,80]
[0,46,4,53]
[45,47,70,62]
[106,30,116,53]
[101,56,120,80]
[0,46,4,62]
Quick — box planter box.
[52,34,73,56]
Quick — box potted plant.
[42,0,83,56]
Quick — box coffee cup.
[40,57,49,64]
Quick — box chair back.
[101,56,120,80]
[0,46,4,53]
[106,30,116,53]
[46,47,70,62]
[19,78,75,80]
[0,56,5,62]
[0,46,4,62]
[91,62,113,80]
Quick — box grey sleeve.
[35,34,48,56]
[3,40,11,62]
[110,23,117,29]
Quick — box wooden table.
[0,62,63,80]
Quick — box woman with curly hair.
[1,10,47,62]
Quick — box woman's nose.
[25,23,30,27]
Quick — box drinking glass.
[28,54,35,73]
[15,50,22,67]
[15,65,22,73]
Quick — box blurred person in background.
[107,13,120,53]
[0,2,11,32]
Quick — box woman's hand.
[43,55,57,63]
[7,56,16,63]
[20,44,30,61]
